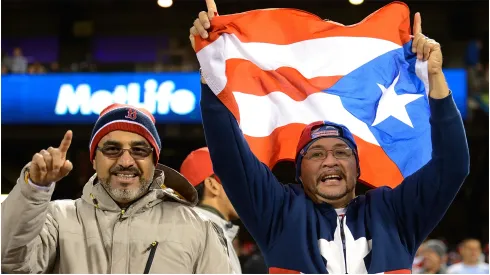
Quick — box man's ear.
[203,176,220,196]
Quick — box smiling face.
[300,137,358,208]
[93,130,155,206]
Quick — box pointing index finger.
[59,130,73,157]
[205,0,218,19]
[413,12,422,35]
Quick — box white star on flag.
[372,73,424,128]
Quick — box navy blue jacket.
[200,83,469,274]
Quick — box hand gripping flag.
[195,1,432,188]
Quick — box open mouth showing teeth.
[115,174,137,178]
[321,175,342,182]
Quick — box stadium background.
[1,0,489,271]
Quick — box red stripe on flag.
[245,123,304,166]
[353,136,403,189]
[195,2,412,52]
[222,59,343,99]
[217,91,241,124]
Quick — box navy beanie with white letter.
[89,103,161,163]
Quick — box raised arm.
[389,13,470,254]
[200,81,290,250]
[2,131,74,273]
[190,0,294,251]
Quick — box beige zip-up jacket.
[1,163,233,274]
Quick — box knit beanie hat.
[89,103,161,163]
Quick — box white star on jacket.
[318,217,372,273]
[371,72,424,128]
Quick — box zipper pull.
[147,241,159,251]
[90,193,100,208]
[119,209,126,221]
[144,241,159,274]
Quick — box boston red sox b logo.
[125,108,138,120]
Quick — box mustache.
[110,166,141,175]
[317,168,345,181]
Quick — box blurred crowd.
[1,38,197,75]
[413,238,489,274]
[2,47,96,74]
[466,39,489,115]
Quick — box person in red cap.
[192,4,470,274]
[181,147,268,274]
[1,103,232,274]
[180,147,242,273]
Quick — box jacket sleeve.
[195,220,233,274]
[200,83,288,250]
[1,164,59,273]
[389,93,470,255]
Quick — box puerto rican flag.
[195,1,432,188]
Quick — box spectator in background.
[70,53,97,72]
[180,147,268,274]
[413,241,428,274]
[1,64,9,74]
[419,240,448,274]
[9,47,28,73]
[180,147,242,274]
[79,53,97,72]
[447,239,489,274]
[27,62,46,74]
[2,51,11,71]
[49,62,60,73]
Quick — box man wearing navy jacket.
[189,1,470,273]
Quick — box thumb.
[208,10,218,20]
[205,0,218,19]
[59,160,73,178]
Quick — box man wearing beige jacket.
[1,103,232,274]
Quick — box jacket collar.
[194,205,240,242]
[198,204,226,220]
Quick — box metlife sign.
[1,73,202,124]
[1,70,467,124]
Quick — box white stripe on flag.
[197,34,402,94]
[415,59,430,96]
[233,91,379,145]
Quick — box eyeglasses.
[303,147,353,161]
[97,145,153,160]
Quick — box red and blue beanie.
[294,121,360,183]
[89,103,161,163]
